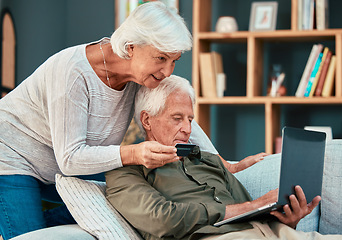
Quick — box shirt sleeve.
[105,166,212,239]
[189,120,218,155]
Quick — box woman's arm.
[189,121,268,173]
[219,153,269,173]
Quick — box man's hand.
[224,189,278,220]
[120,141,179,168]
[270,185,321,229]
[220,152,269,173]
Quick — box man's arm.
[223,185,320,229]
[224,189,278,219]
[105,166,222,239]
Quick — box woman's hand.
[121,141,179,168]
[270,185,321,229]
[220,152,269,173]
[238,152,269,171]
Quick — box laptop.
[214,126,326,227]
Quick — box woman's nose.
[160,63,175,77]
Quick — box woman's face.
[128,45,182,88]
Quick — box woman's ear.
[140,111,151,132]
[127,44,134,58]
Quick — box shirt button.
[214,196,220,202]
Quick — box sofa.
[10,140,342,240]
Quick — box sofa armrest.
[319,139,342,234]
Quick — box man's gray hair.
[110,1,192,59]
[134,75,195,137]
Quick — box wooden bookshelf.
[192,0,342,154]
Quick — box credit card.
[175,143,197,156]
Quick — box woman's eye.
[157,56,166,61]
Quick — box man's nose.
[181,121,192,134]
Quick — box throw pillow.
[55,174,142,240]
[319,140,342,234]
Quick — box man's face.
[144,91,194,146]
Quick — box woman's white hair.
[134,75,195,137]
[110,1,192,59]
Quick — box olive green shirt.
[106,152,253,240]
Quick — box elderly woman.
[0,2,219,239]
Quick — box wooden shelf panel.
[197,96,342,105]
[197,29,342,42]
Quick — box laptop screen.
[278,127,326,206]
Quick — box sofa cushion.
[319,140,342,234]
[232,153,319,232]
[9,224,95,240]
[55,174,142,240]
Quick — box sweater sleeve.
[105,166,212,239]
[45,51,128,175]
[49,81,126,175]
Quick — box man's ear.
[140,111,152,131]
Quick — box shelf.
[196,29,342,42]
[197,96,342,105]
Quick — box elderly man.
[105,75,339,240]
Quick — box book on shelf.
[302,0,315,30]
[296,44,323,97]
[314,50,332,96]
[308,47,329,97]
[211,51,226,97]
[322,55,336,97]
[316,0,329,30]
[297,0,329,30]
[199,51,225,98]
[304,52,323,97]
[199,52,216,97]
[297,0,303,30]
[212,51,223,76]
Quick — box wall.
[3,0,193,84]
[2,0,114,83]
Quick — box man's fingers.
[294,186,308,208]
[307,196,321,212]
